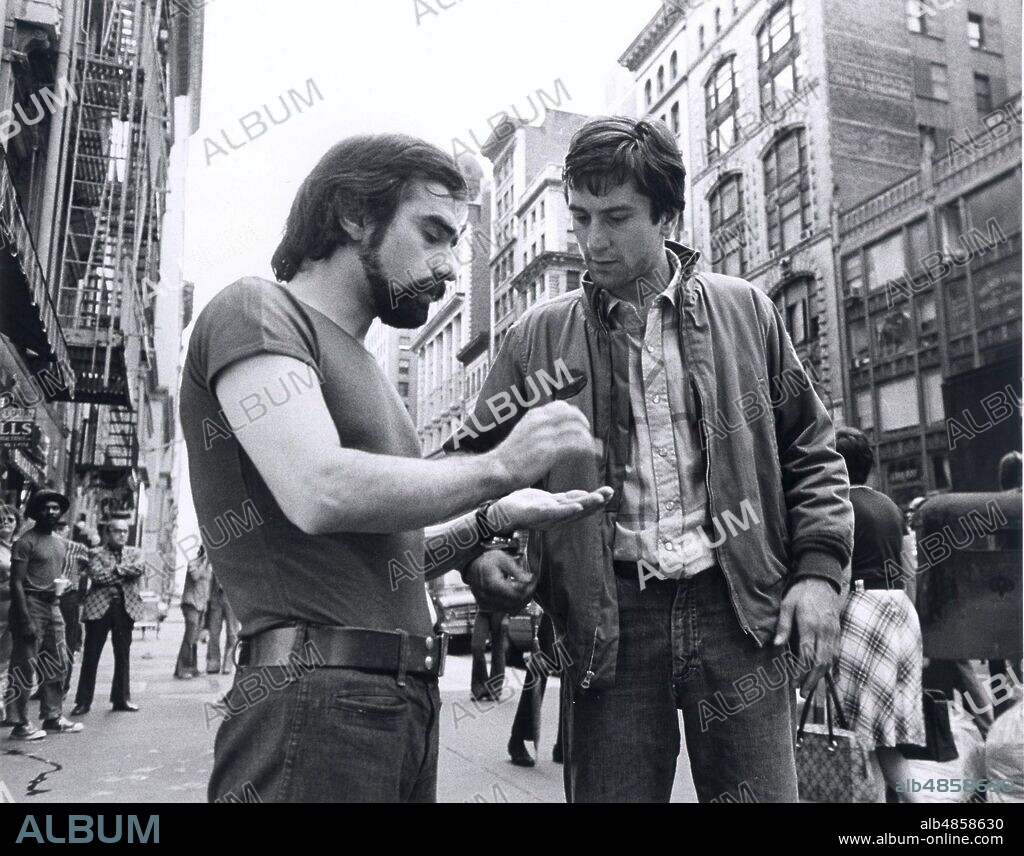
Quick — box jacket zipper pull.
[580,670,594,690]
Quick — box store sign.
[887,458,920,486]
[0,405,35,449]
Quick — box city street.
[0,611,697,803]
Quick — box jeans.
[561,567,799,803]
[59,591,83,695]
[175,605,204,678]
[206,594,239,673]
[470,610,507,699]
[8,594,66,724]
[208,665,441,802]
[74,600,135,707]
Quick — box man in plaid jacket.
[70,520,145,715]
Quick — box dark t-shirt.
[179,278,431,638]
[11,529,68,593]
[849,485,905,582]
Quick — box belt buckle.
[853,579,865,593]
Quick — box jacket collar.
[582,240,702,332]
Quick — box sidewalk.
[0,613,696,802]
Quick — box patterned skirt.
[833,590,926,749]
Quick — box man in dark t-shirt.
[181,135,611,802]
[8,490,85,739]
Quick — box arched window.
[670,102,680,135]
[657,66,665,95]
[699,25,705,51]
[645,79,652,106]
[704,58,738,159]
[757,1,800,110]
[763,128,810,255]
[708,174,748,276]
[715,7,722,34]
[773,277,818,347]
[670,50,679,79]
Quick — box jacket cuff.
[792,550,845,593]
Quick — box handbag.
[899,689,959,763]
[794,674,879,803]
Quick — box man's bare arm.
[213,354,593,536]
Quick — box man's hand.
[464,549,537,613]
[487,402,596,488]
[21,620,38,642]
[772,577,841,695]
[488,487,614,533]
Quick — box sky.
[173,0,663,554]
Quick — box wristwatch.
[475,500,501,541]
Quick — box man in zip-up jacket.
[450,117,854,802]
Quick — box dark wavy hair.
[835,426,874,486]
[271,134,468,281]
[562,116,686,223]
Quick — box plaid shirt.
[81,545,146,621]
[601,255,716,579]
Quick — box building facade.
[838,92,1021,505]
[0,0,202,581]
[481,109,588,353]
[619,0,1022,427]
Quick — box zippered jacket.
[445,242,853,690]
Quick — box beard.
[362,230,444,330]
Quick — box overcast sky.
[173,0,661,555]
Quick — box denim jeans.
[8,594,66,724]
[561,567,799,803]
[206,594,239,673]
[208,665,441,803]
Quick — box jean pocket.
[330,693,408,718]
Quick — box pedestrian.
[175,545,211,679]
[831,426,925,802]
[456,117,854,803]
[204,569,240,675]
[180,133,612,802]
[53,521,89,699]
[470,610,507,701]
[507,610,564,767]
[8,490,84,739]
[71,519,145,714]
[0,504,19,727]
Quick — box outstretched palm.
[490,487,614,533]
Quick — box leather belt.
[235,624,446,685]
[24,589,57,603]
[852,577,905,592]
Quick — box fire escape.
[53,0,168,487]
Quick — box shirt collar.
[586,241,701,328]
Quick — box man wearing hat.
[8,490,84,739]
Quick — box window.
[928,63,949,100]
[967,12,984,48]
[531,209,536,225]
[878,377,920,431]
[657,66,665,95]
[708,174,748,276]
[918,124,937,158]
[566,271,581,291]
[645,80,652,106]
[855,389,874,431]
[906,0,927,33]
[849,320,869,366]
[917,294,938,347]
[670,102,680,135]
[670,51,679,79]
[540,234,545,253]
[699,25,705,50]
[757,1,799,110]
[842,253,863,296]
[715,7,721,33]
[705,58,738,158]
[398,358,410,375]
[922,369,944,424]
[865,231,905,291]
[974,73,993,114]
[967,173,1023,235]
[774,278,814,345]
[938,200,963,253]
[763,128,810,255]
[397,381,409,397]
[907,218,930,276]
[875,310,913,356]
[539,200,545,220]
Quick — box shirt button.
[424,636,434,651]
[646,344,655,354]
[424,656,434,669]
[664,500,674,510]
[663,541,675,551]
[651,395,660,404]
[658,447,669,457]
